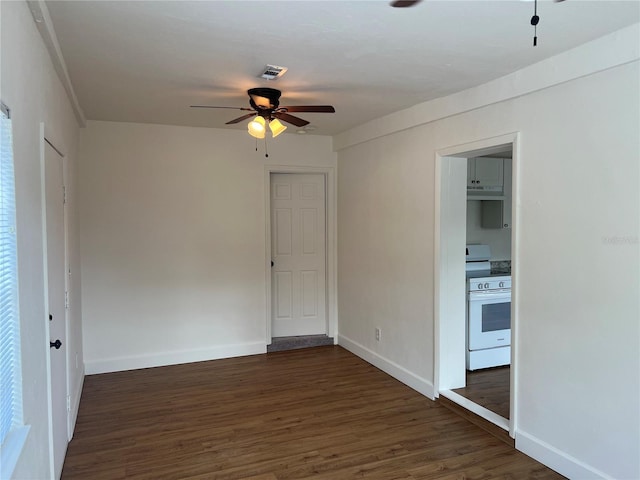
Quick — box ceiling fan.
[390,0,564,6]
[391,0,565,47]
[191,88,335,132]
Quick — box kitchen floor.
[452,366,510,419]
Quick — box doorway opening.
[264,166,337,352]
[434,133,519,437]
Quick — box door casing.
[41,130,70,479]
[433,132,520,438]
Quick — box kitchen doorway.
[434,133,519,437]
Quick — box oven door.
[468,289,511,350]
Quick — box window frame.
[0,101,30,478]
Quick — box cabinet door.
[473,157,504,187]
[481,200,512,229]
[467,158,476,188]
[502,159,512,228]
[480,159,512,229]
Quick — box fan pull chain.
[531,0,540,47]
[264,136,269,158]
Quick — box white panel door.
[271,174,326,337]
[45,142,68,479]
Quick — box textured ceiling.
[46,0,640,136]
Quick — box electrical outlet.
[375,328,381,341]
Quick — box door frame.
[40,127,70,477]
[433,132,520,438]
[264,165,337,344]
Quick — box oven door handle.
[468,289,512,300]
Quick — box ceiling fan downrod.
[531,0,540,46]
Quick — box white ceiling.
[46,0,640,136]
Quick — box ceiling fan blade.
[390,0,422,7]
[191,105,254,111]
[273,112,309,127]
[226,112,257,125]
[280,105,335,113]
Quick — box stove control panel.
[469,277,511,291]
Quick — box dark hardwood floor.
[452,367,510,420]
[62,347,561,479]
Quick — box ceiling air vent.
[260,65,288,81]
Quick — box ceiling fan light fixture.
[269,118,287,137]
[248,116,266,138]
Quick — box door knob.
[50,339,62,349]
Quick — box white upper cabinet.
[467,157,504,193]
[480,159,512,229]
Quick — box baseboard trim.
[338,334,434,399]
[68,368,85,439]
[439,390,510,432]
[516,430,614,480]
[438,393,513,447]
[84,342,267,375]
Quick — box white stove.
[465,245,511,370]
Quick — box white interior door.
[45,141,68,479]
[271,173,326,337]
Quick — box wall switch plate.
[375,328,381,341]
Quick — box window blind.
[0,103,22,446]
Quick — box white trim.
[264,165,338,343]
[26,1,86,127]
[338,334,434,400]
[0,425,31,479]
[509,134,522,437]
[84,342,266,375]
[67,368,84,440]
[433,132,520,439]
[334,24,640,151]
[439,390,509,431]
[433,154,467,392]
[516,430,614,480]
[40,128,55,477]
[435,134,518,159]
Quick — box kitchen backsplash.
[491,260,511,274]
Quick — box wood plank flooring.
[62,347,562,479]
[452,367,510,420]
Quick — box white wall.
[79,121,336,373]
[336,26,639,480]
[466,200,511,260]
[0,1,83,478]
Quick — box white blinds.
[0,103,22,445]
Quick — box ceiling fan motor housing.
[248,87,281,112]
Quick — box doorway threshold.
[439,390,513,447]
[267,335,334,353]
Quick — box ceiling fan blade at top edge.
[191,105,254,111]
[390,0,422,7]
[226,112,257,124]
[273,112,309,127]
[280,106,335,113]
